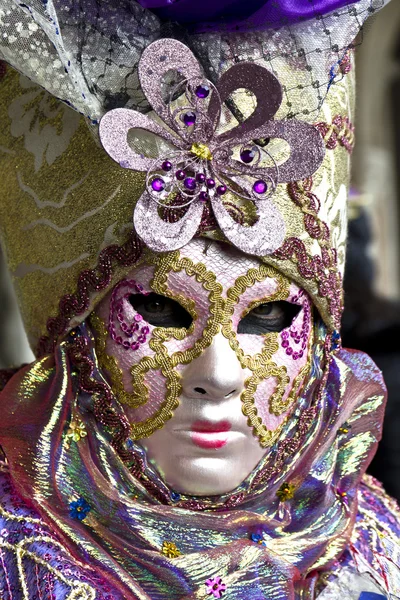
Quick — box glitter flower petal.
[100,38,325,257]
[205,576,227,598]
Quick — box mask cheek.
[127,367,169,423]
[236,334,267,356]
[103,321,155,389]
[104,333,182,436]
[252,336,311,432]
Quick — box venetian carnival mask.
[93,239,314,495]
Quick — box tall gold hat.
[0,1,388,356]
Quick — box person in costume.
[0,0,399,598]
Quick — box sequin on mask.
[92,241,314,445]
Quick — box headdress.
[0,0,390,355]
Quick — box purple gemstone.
[162,160,172,172]
[182,111,196,127]
[253,180,268,194]
[206,178,215,189]
[216,185,227,196]
[184,177,196,191]
[151,177,165,192]
[196,172,206,183]
[199,191,208,202]
[240,148,256,163]
[175,170,185,181]
[195,84,210,99]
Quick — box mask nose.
[181,332,245,401]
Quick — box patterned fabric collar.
[0,324,387,598]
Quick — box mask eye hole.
[128,293,193,329]
[238,301,301,335]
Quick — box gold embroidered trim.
[0,504,43,525]
[221,264,292,446]
[0,533,96,599]
[269,360,311,416]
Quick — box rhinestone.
[184,177,196,191]
[253,180,268,194]
[151,177,165,192]
[162,160,172,171]
[240,148,256,163]
[216,185,227,195]
[195,84,210,98]
[191,142,213,160]
[182,111,196,127]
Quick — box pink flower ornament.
[99,38,325,256]
[205,576,227,598]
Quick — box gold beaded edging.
[221,264,292,446]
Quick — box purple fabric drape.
[135,0,357,31]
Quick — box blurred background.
[0,1,400,498]
[342,0,400,501]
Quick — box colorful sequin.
[205,576,226,598]
[69,498,91,521]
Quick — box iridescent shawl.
[0,323,386,599]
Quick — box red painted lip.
[191,420,232,433]
[191,433,228,449]
[190,421,232,450]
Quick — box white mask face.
[93,239,313,496]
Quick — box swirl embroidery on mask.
[91,251,224,438]
[92,251,312,445]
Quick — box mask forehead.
[92,239,314,445]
